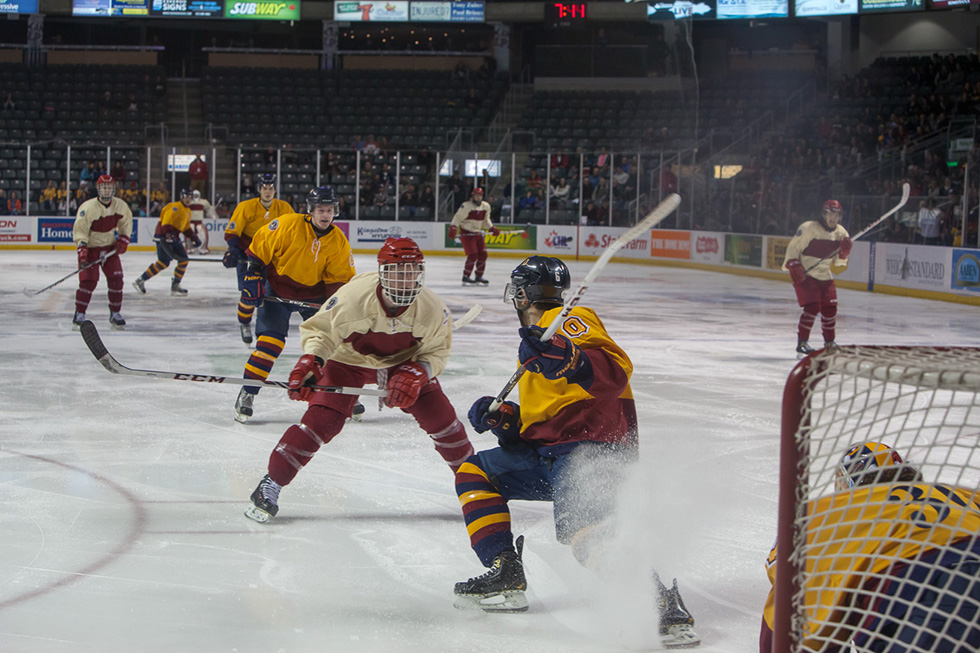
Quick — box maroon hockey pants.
[75,245,123,314]
[793,277,838,343]
[460,232,488,278]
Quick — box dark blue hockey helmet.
[306,186,339,214]
[504,255,570,311]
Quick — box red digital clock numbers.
[553,2,586,19]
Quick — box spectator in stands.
[99,91,117,116]
[81,162,96,184]
[420,184,435,211]
[126,95,138,114]
[241,173,254,196]
[94,161,107,180]
[595,147,611,170]
[111,161,126,184]
[7,191,22,216]
[363,135,380,156]
[131,202,146,218]
[525,169,544,199]
[452,62,470,83]
[56,181,68,209]
[2,93,13,111]
[41,180,58,213]
[550,177,571,209]
[150,182,169,217]
[918,200,942,245]
[373,182,391,208]
[518,190,539,216]
[263,146,276,167]
[592,177,610,204]
[400,184,419,217]
[583,199,603,226]
[350,135,365,152]
[551,150,570,173]
[188,154,208,194]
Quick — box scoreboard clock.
[545,2,588,27]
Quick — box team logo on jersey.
[228,221,237,230]
[323,296,338,311]
[268,219,279,231]
[79,210,86,217]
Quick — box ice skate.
[461,275,477,286]
[72,311,85,331]
[796,339,816,359]
[244,474,281,523]
[350,401,365,422]
[132,276,146,295]
[239,323,253,345]
[109,312,126,330]
[824,340,839,353]
[656,573,701,649]
[235,387,254,423]
[454,535,528,613]
[171,279,188,296]
[473,277,490,286]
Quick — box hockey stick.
[187,257,225,263]
[264,296,482,331]
[78,320,387,396]
[23,250,117,297]
[488,193,682,412]
[803,183,910,274]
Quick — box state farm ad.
[578,226,649,260]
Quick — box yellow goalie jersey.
[299,272,453,374]
[225,197,294,249]
[246,213,355,302]
[762,482,980,647]
[517,305,636,450]
[782,220,850,281]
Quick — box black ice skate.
[824,340,839,353]
[796,339,816,359]
[132,276,146,295]
[473,277,490,286]
[235,387,254,423]
[239,323,253,345]
[109,312,126,330]
[454,535,528,613]
[171,279,188,296]
[461,275,477,286]
[656,573,701,649]
[72,311,85,331]
[244,474,281,523]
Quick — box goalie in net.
[761,439,980,652]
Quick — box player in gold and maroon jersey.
[454,255,700,648]
[72,174,133,330]
[449,187,499,286]
[222,173,294,345]
[233,186,356,423]
[760,442,980,653]
[244,237,475,523]
[132,188,197,297]
[782,199,853,357]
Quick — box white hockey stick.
[79,321,386,396]
[23,250,117,297]
[488,193,682,412]
[452,303,482,330]
[803,183,910,274]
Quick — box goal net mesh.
[775,346,980,652]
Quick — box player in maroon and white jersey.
[244,237,475,524]
[782,199,853,357]
[72,174,133,330]
[449,187,499,286]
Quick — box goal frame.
[772,345,980,652]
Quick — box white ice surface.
[1,250,977,653]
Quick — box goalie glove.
[468,396,522,449]
[385,362,429,409]
[785,259,806,285]
[518,326,593,389]
[838,237,853,259]
[288,354,324,402]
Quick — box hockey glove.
[115,235,130,255]
[222,247,241,269]
[448,225,458,239]
[77,244,90,268]
[785,259,806,285]
[518,326,593,389]
[384,362,429,409]
[241,269,265,306]
[288,354,324,402]
[838,237,853,259]
[468,395,522,449]
[490,226,501,237]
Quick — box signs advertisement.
[0,217,32,242]
[877,243,947,291]
[724,234,762,267]
[650,229,690,259]
[691,232,723,264]
[951,249,980,292]
[444,225,534,250]
[0,0,39,13]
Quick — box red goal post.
[773,346,980,652]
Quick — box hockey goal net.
[773,346,980,653]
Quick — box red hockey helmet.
[823,199,843,213]
[377,237,425,306]
[472,187,484,198]
[96,174,115,203]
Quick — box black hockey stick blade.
[78,321,386,396]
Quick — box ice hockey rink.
[2,248,977,653]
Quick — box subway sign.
[225,0,300,18]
